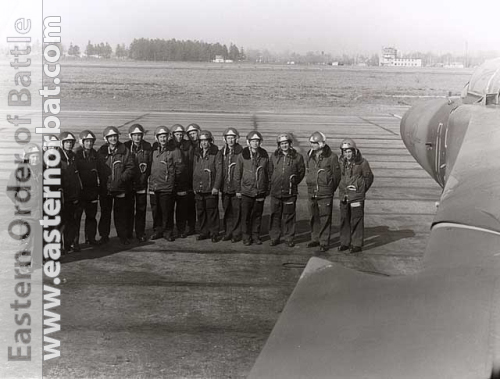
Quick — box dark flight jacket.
[338,151,374,203]
[97,142,135,194]
[217,143,243,195]
[269,147,306,198]
[60,148,82,203]
[75,147,107,202]
[305,144,341,198]
[124,140,152,192]
[192,144,223,193]
[150,143,184,194]
[234,146,270,197]
[168,139,192,192]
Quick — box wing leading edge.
[249,225,500,378]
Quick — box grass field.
[55,60,472,114]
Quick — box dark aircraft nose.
[400,98,459,186]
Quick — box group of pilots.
[11,123,374,255]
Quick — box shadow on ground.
[362,225,416,251]
[59,237,156,264]
[59,220,415,267]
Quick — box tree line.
[66,39,244,62]
[128,38,243,61]
[84,41,113,58]
[62,38,497,68]
[67,41,127,59]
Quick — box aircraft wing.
[249,61,500,378]
[249,224,500,379]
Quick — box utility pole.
[465,40,468,68]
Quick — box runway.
[0,110,442,378]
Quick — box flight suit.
[268,147,305,244]
[234,146,270,244]
[60,148,82,252]
[169,139,193,237]
[218,143,243,241]
[338,151,374,249]
[124,140,152,240]
[186,139,199,235]
[150,143,184,239]
[305,144,341,248]
[97,142,135,242]
[75,147,106,245]
[192,144,222,239]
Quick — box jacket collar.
[60,148,75,162]
[274,147,298,159]
[339,149,363,164]
[169,139,190,150]
[99,141,127,155]
[77,147,97,158]
[154,142,170,153]
[195,143,218,157]
[222,143,243,156]
[308,144,332,159]
[242,146,268,160]
[125,140,150,153]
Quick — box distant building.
[444,62,465,69]
[380,47,397,66]
[212,55,233,63]
[380,47,422,67]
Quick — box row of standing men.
[54,123,374,254]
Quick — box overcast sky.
[2,0,499,55]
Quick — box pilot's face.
[83,139,94,150]
[188,131,199,142]
[63,140,75,151]
[107,135,118,147]
[249,139,260,150]
[310,141,320,151]
[29,153,41,166]
[157,134,168,146]
[344,149,354,160]
[280,141,290,152]
[225,136,236,147]
[200,139,210,149]
[131,133,143,144]
[173,132,183,143]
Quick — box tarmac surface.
[0,110,442,378]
